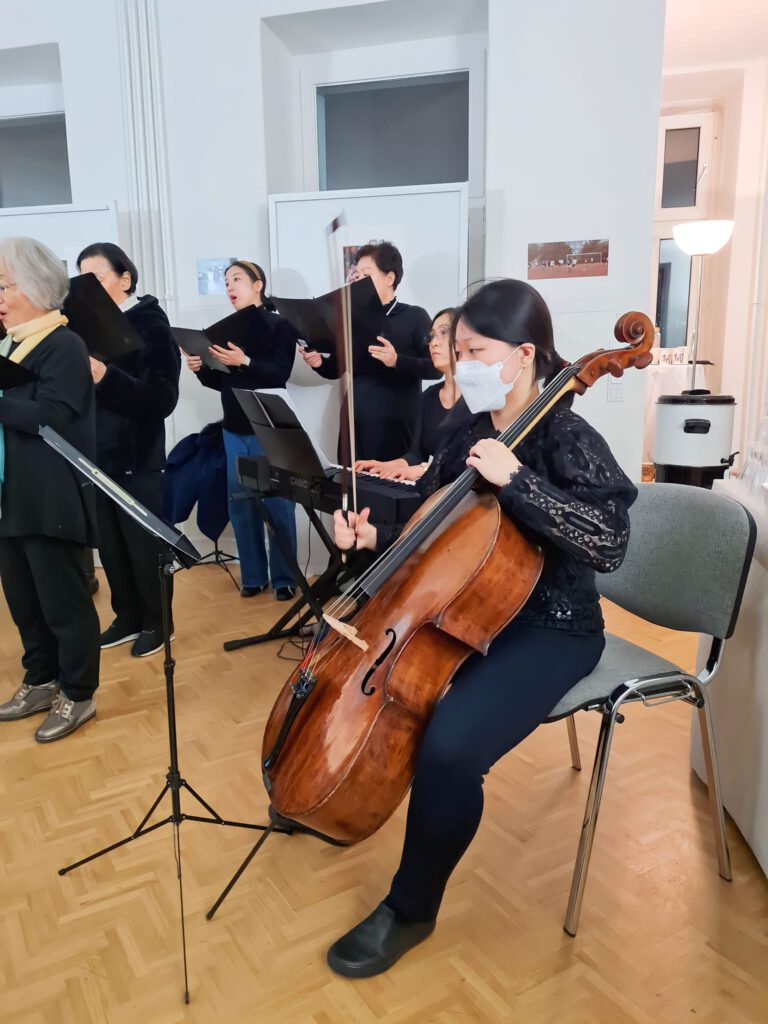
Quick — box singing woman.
[183,260,299,600]
[327,278,637,977]
[0,237,99,743]
[301,241,438,461]
[78,242,181,658]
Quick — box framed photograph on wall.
[197,257,236,297]
[527,239,609,280]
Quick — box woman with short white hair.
[0,236,100,743]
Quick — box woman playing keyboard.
[354,308,463,482]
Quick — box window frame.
[654,111,716,222]
[314,70,470,193]
[650,226,702,350]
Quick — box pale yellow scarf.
[1,309,68,362]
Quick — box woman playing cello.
[326,279,638,977]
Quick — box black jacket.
[381,404,637,635]
[0,325,97,546]
[95,295,180,476]
[403,384,468,466]
[309,301,438,461]
[196,306,298,434]
[311,300,436,384]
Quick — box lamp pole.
[690,252,704,393]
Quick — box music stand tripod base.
[38,427,284,1003]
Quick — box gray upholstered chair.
[547,483,756,936]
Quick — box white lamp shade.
[672,220,734,256]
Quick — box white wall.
[752,146,768,434]
[716,61,768,451]
[0,42,64,118]
[152,0,280,450]
[1,2,128,213]
[661,60,768,453]
[263,28,488,286]
[2,0,673,557]
[485,0,666,479]
[261,22,305,196]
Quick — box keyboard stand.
[222,495,347,652]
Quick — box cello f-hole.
[360,628,397,696]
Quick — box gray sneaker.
[34,693,95,743]
[0,680,59,721]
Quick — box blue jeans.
[223,430,297,590]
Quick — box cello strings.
[348,365,578,596]
[304,365,579,666]
[319,364,578,626]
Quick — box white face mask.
[454,351,523,414]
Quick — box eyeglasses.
[0,282,17,295]
[428,325,452,340]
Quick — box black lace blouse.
[379,402,637,635]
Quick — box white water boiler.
[654,392,736,489]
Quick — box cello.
[261,311,654,845]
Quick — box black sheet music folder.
[171,327,231,373]
[173,305,275,373]
[272,276,385,357]
[0,355,35,389]
[63,273,145,362]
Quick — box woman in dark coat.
[0,236,99,743]
[78,242,181,658]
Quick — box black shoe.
[275,586,296,602]
[267,805,347,847]
[240,585,265,598]
[327,902,435,978]
[131,629,173,658]
[100,622,140,649]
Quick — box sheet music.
[253,388,336,472]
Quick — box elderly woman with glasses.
[0,236,99,743]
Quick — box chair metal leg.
[566,714,581,771]
[696,693,732,881]
[564,708,620,937]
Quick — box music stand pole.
[41,428,288,1003]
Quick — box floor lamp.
[672,219,734,393]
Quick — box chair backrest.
[597,483,756,639]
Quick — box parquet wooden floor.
[0,565,766,1024]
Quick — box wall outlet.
[607,379,624,402]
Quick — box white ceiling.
[265,0,488,54]
[664,0,768,67]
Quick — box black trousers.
[96,471,169,632]
[0,535,100,701]
[387,621,605,922]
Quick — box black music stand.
[194,537,240,589]
[221,390,348,652]
[41,427,283,1003]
